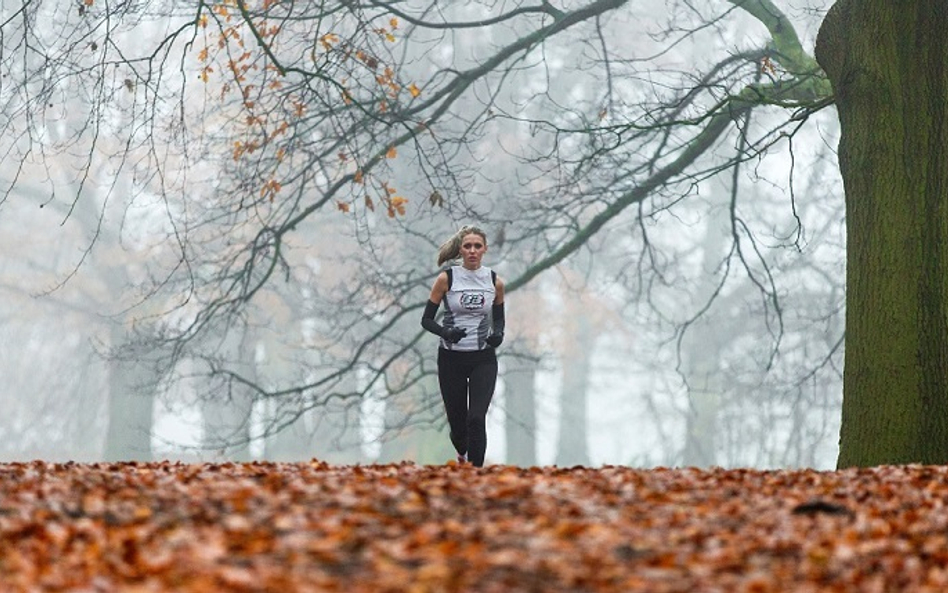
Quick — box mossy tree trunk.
[816,1,948,467]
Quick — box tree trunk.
[680,365,719,467]
[264,415,314,461]
[309,371,364,465]
[70,346,108,461]
[504,347,539,466]
[377,374,454,465]
[201,325,257,461]
[816,1,948,467]
[555,317,593,467]
[103,322,161,462]
[680,194,731,467]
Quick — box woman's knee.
[467,414,487,431]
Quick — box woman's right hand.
[441,327,467,344]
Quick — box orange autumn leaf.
[391,196,407,215]
[385,146,397,159]
[320,33,340,50]
[1,462,946,591]
[260,178,281,201]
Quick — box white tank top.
[441,265,496,351]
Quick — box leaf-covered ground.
[2,461,948,591]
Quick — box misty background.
[0,0,843,469]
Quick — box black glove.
[422,300,467,344]
[487,302,505,348]
[441,327,467,344]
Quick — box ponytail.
[437,225,487,267]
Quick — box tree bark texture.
[816,0,948,467]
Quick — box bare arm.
[428,271,449,304]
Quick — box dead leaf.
[2,461,947,591]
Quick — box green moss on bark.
[817,0,948,467]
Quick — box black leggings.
[437,348,498,467]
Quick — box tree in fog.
[0,0,878,467]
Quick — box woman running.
[421,225,505,467]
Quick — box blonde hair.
[437,225,488,267]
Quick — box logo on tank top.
[460,292,485,310]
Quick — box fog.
[0,0,843,469]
